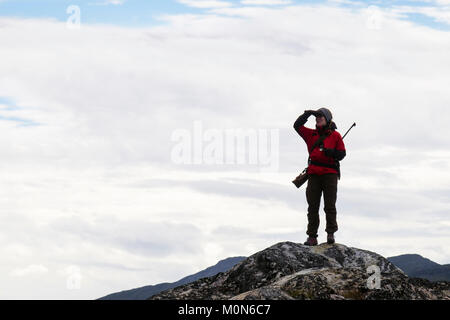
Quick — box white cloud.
[435,0,450,5]
[177,0,233,8]
[241,0,293,5]
[10,264,49,277]
[0,3,449,299]
[89,0,126,5]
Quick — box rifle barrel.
[342,122,356,140]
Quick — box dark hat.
[316,107,333,123]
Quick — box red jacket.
[295,123,346,175]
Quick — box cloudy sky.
[1,0,449,299]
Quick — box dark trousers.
[305,173,338,237]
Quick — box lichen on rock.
[149,241,450,300]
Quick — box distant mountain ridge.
[98,256,246,300]
[99,248,449,300]
[387,254,450,282]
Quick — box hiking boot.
[303,236,318,246]
[327,233,335,244]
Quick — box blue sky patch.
[0,96,40,127]
[0,0,447,30]
[400,12,450,31]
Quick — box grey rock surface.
[149,241,450,300]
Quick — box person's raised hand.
[304,109,318,117]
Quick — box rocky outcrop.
[149,241,450,300]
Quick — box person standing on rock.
[293,108,346,246]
